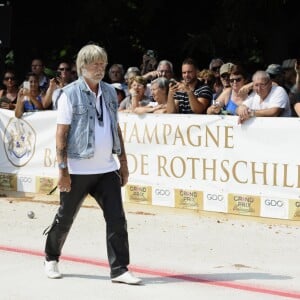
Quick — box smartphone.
[55,71,61,78]
[146,49,155,58]
[169,78,177,86]
[23,81,30,90]
[54,71,61,84]
[212,99,220,107]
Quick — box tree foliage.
[5,0,299,78]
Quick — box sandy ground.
[0,192,300,300]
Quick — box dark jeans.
[44,171,129,278]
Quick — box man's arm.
[166,84,179,113]
[42,78,57,109]
[185,84,211,114]
[56,124,71,192]
[253,107,283,117]
[15,90,25,118]
[188,91,210,114]
[117,124,129,186]
[294,102,300,117]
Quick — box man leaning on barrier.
[236,70,291,124]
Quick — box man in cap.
[220,63,234,89]
[265,64,285,90]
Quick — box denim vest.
[63,77,121,159]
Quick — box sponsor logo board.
[288,199,300,220]
[203,192,227,212]
[152,187,175,207]
[228,193,260,216]
[260,197,288,219]
[0,173,17,191]
[36,177,57,194]
[175,189,203,210]
[125,184,152,204]
[17,175,36,192]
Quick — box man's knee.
[43,213,74,235]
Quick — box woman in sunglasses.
[0,70,19,110]
[207,64,249,115]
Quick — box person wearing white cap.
[111,82,126,106]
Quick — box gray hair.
[157,60,174,72]
[252,70,271,82]
[109,63,125,76]
[76,44,108,76]
[124,66,141,80]
[209,58,224,70]
[151,77,169,94]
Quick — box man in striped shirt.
[167,58,213,114]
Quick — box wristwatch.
[58,162,68,169]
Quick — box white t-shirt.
[243,85,291,117]
[52,88,62,109]
[57,84,118,175]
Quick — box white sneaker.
[112,271,142,285]
[44,260,62,279]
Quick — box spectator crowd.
[0,50,299,121]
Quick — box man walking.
[43,43,142,285]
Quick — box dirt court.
[1,191,300,300]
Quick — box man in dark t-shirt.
[167,58,213,114]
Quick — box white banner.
[1,109,300,220]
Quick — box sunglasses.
[4,76,15,81]
[58,67,71,71]
[230,77,243,83]
[212,66,221,72]
[221,73,229,79]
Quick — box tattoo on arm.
[56,125,69,163]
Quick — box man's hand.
[119,161,129,186]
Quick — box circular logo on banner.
[3,118,36,167]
